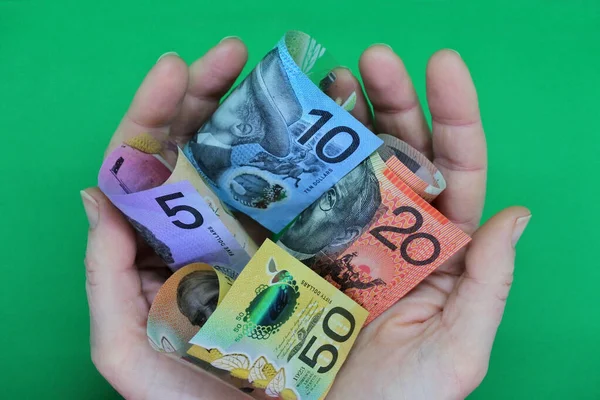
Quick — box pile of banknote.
[98,31,471,400]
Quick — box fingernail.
[319,71,336,91]
[512,215,531,248]
[220,35,240,43]
[449,49,461,58]
[81,190,99,229]
[372,43,393,51]
[156,51,178,64]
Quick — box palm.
[114,238,467,399]
[86,38,528,400]
[329,257,470,400]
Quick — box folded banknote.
[278,135,470,323]
[184,30,383,233]
[97,29,474,399]
[376,134,446,202]
[98,133,258,275]
[147,240,368,400]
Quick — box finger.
[324,67,373,129]
[442,207,531,378]
[107,54,189,154]
[428,50,487,234]
[81,188,148,354]
[359,45,432,158]
[170,38,249,141]
[81,189,244,400]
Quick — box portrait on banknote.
[182,33,384,232]
[278,158,382,259]
[176,269,220,328]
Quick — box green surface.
[1,0,599,398]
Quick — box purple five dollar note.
[98,134,258,276]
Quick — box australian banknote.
[98,133,258,275]
[376,134,446,202]
[146,262,267,395]
[277,138,471,323]
[184,30,383,233]
[147,240,368,399]
[147,262,233,355]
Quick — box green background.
[1,0,598,398]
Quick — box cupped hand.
[82,38,530,400]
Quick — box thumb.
[442,206,531,379]
[81,188,250,400]
[81,188,147,370]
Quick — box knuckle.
[195,63,238,98]
[207,60,234,82]
[84,257,101,288]
[503,272,515,288]
[494,272,515,303]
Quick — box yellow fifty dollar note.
[188,240,368,400]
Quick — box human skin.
[82,38,530,400]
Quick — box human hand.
[324,46,531,400]
[83,39,252,400]
[82,38,530,400]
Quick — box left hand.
[83,39,252,400]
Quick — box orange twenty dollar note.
[278,146,471,324]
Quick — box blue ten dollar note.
[184,31,383,232]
